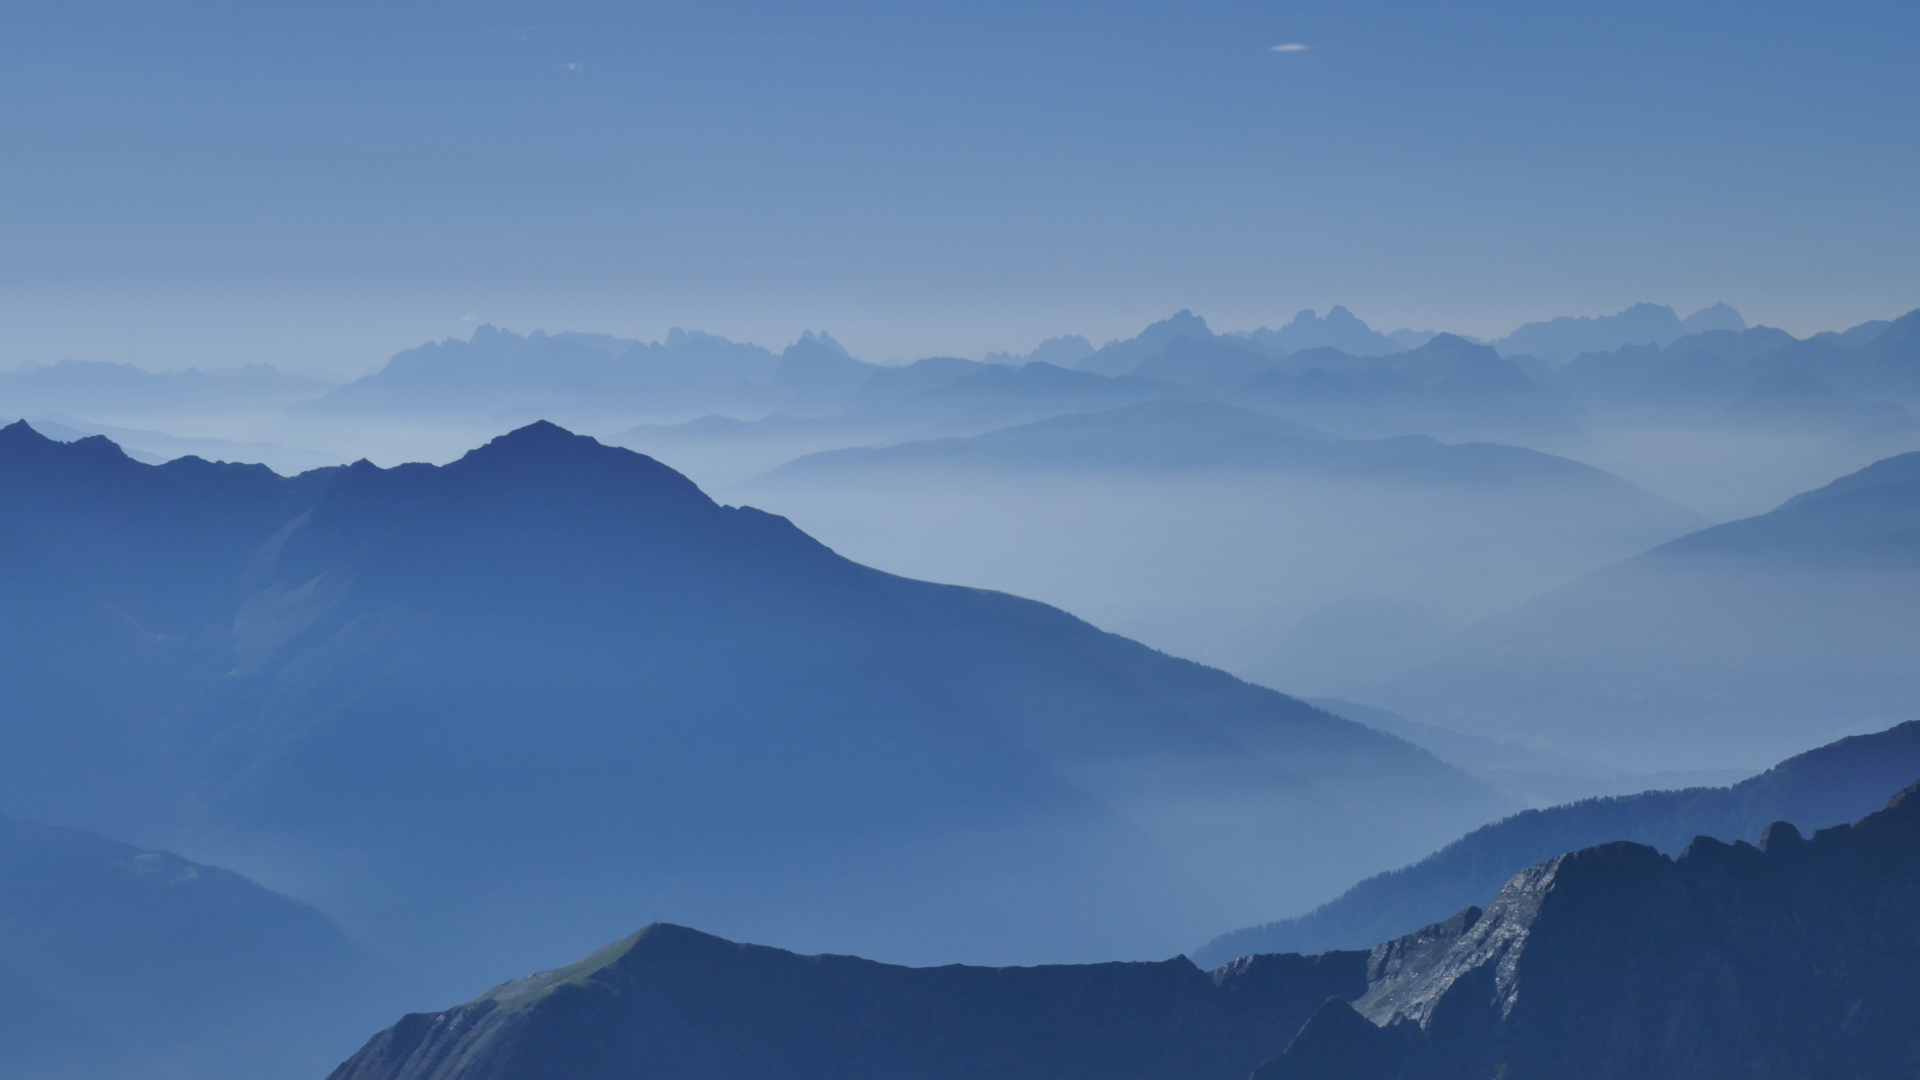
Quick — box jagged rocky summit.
[331,781,1920,1080]
[1263,779,1920,1079]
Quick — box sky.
[2,0,1916,375]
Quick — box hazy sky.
[3,0,1916,374]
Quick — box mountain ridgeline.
[0,419,1500,1005]
[1193,719,1920,966]
[328,780,1920,1080]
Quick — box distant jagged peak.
[791,329,852,357]
[1132,308,1214,345]
[1493,302,1687,360]
[1679,301,1747,335]
[983,334,1095,367]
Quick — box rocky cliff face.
[1260,780,1920,1079]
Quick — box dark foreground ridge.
[327,926,1365,1080]
[331,781,1920,1080]
[1261,777,1920,1079]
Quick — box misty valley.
[4,301,1920,1079]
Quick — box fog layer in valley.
[6,299,1920,1078]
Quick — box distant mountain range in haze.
[325,777,1920,1080]
[0,418,1508,1014]
[730,398,1703,691]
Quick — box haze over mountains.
[0,419,1507,1008]
[6,299,1917,780]
[4,291,1919,1076]
[735,400,1701,689]
[1375,448,1920,769]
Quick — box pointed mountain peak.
[1681,302,1747,335]
[1143,309,1212,341]
[450,422,715,508]
[0,419,55,445]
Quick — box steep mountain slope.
[1193,720,1920,965]
[326,924,1365,1080]
[0,419,1499,1001]
[329,786,1920,1080]
[734,400,1700,691]
[0,815,396,1080]
[1261,780,1920,1080]
[1375,448,1920,769]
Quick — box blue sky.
[2,0,1915,372]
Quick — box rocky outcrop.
[1258,780,1920,1079]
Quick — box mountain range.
[325,777,1920,1080]
[733,399,1702,690]
[0,418,1504,1006]
[1193,719,1920,965]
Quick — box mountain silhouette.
[735,400,1701,691]
[1230,306,1403,358]
[0,419,1499,1003]
[1192,719,1920,965]
[1233,334,1580,442]
[328,783,1920,1080]
[327,923,1365,1080]
[1491,302,1694,361]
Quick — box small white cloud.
[1271,43,1309,52]
[561,61,584,71]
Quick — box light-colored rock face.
[1353,844,1638,1029]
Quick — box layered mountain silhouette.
[0,814,395,1079]
[612,361,1189,488]
[1260,779,1920,1079]
[0,419,1501,1004]
[734,400,1701,690]
[1491,301,1737,362]
[327,780,1920,1080]
[1375,446,1920,769]
[1193,719,1920,965]
[1230,334,1579,442]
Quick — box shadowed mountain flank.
[0,419,1499,1001]
[0,815,396,1080]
